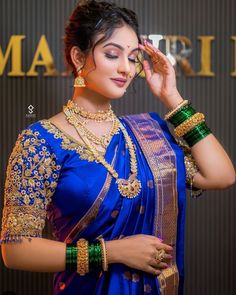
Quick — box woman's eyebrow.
[103,42,139,52]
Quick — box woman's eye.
[129,55,139,63]
[105,53,118,59]
[129,58,138,63]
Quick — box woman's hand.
[139,40,184,109]
[106,234,173,275]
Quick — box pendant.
[116,174,142,198]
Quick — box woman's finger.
[150,258,169,269]
[139,43,169,74]
[146,265,161,276]
[143,41,172,69]
[142,60,153,81]
[155,242,173,253]
[145,41,173,67]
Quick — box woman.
[0,1,235,294]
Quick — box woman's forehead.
[95,25,139,49]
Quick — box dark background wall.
[0,1,235,294]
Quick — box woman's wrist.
[105,239,123,264]
[161,91,184,110]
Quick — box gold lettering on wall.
[165,35,196,76]
[231,36,236,77]
[0,35,25,76]
[197,36,215,76]
[26,35,57,76]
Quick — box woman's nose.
[117,57,131,76]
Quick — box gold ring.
[155,249,166,263]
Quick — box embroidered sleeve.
[176,138,204,198]
[0,128,61,244]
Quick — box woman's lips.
[110,78,127,88]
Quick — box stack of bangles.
[164,100,211,147]
[66,238,108,275]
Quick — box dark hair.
[64,0,141,76]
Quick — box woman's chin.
[107,90,127,100]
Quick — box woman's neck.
[72,88,111,113]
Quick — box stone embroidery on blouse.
[0,128,61,244]
[40,119,106,162]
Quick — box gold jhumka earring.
[74,65,86,88]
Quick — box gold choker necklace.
[69,100,114,122]
[63,100,142,198]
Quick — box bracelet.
[77,238,89,275]
[66,240,104,274]
[89,242,103,271]
[183,122,212,147]
[164,99,189,121]
[168,104,196,127]
[66,244,77,271]
[99,238,108,271]
[174,113,205,137]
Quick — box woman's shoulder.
[17,112,66,143]
[16,120,46,141]
[12,115,63,158]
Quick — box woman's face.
[82,24,140,99]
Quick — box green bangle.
[89,243,103,270]
[169,105,196,127]
[184,126,211,147]
[94,244,102,268]
[66,244,77,271]
[89,244,95,270]
[184,122,210,140]
[184,122,211,147]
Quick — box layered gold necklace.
[71,101,114,122]
[63,100,141,199]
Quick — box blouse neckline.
[41,119,86,147]
[39,119,121,159]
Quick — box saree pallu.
[47,112,186,295]
[0,112,186,295]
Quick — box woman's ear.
[70,46,85,69]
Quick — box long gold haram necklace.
[63,104,142,199]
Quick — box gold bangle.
[99,238,108,271]
[164,99,189,121]
[76,238,89,275]
[174,113,205,137]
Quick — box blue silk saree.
[0,112,186,295]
